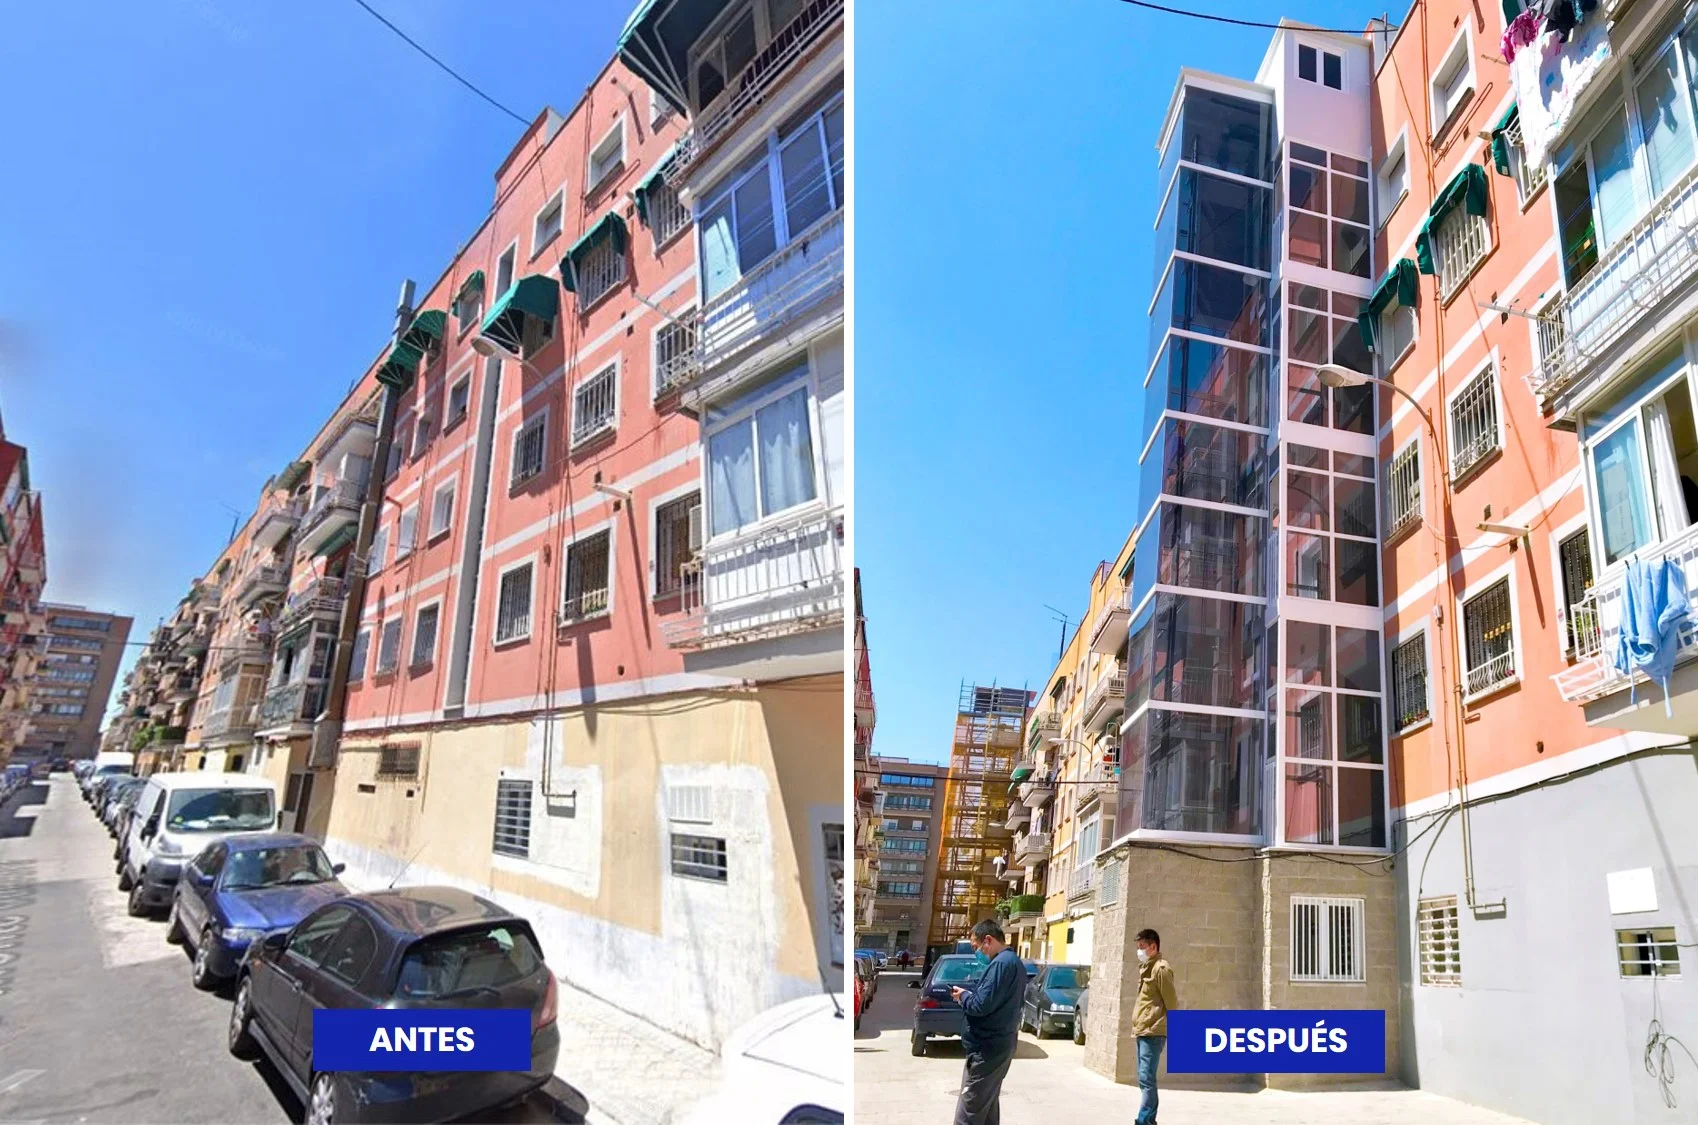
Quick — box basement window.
[671,832,728,883]
[1418,895,1461,985]
[1291,895,1365,982]
[1618,927,1681,978]
[493,778,533,858]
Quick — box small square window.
[1418,896,1462,985]
[1619,927,1681,977]
[671,832,728,882]
[1298,44,1317,82]
[511,413,547,487]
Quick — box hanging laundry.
[1501,8,1543,63]
[1542,0,1600,44]
[1613,556,1694,718]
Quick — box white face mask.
[1136,948,1151,964]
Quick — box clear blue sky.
[856,0,1375,764]
[0,0,633,721]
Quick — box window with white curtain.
[705,367,819,537]
[1583,347,1698,565]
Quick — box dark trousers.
[953,1048,1013,1125]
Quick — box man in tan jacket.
[1130,928,1178,1125]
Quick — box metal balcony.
[662,506,844,651]
[1019,771,1056,809]
[235,565,289,610]
[252,496,304,553]
[1027,711,1060,752]
[1088,592,1131,655]
[256,679,328,738]
[201,703,258,746]
[1081,672,1126,730]
[297,480,364,557]
[1067,864,1096,905]
[1013,830,1051,865]
[1531,162,1698,416]
[855,684,875,731]
[1077,764,1118,810]
[1004,800,1030,830]
[278,577,348,634]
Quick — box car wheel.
[910,1031,927,1057]
[165,899,184,945]
[192,929,219,989]
[1074,1024,1086,1046]
[117,864,133,892]
[305,1072,341,1125]
[228,975,258,1059]
[126,879,148,917]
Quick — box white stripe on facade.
[463,669,749,719]
[480,445,698,561]
[390,435,475,502]
[361,564,460,622]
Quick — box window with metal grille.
[1418,895,1462,985]
[572,366,618,446]
[1434,206,1489,298]
[511,413,547,487]
[1448,365,1500,479]
[493,778,532,857]
[495,563,533,644]
[671,833,728,882]
[648,178,691,249]
[375,618,403,674]
[1290,895,1365,982]
[1559,528,1598,657]
[1386,441,1421,537]
[577,235,626,307]
[1505,118,1547,204]
[824,822,844,965]
[430,482,455,539]
[1098,854,1121,906]
[351,629,371,682]
[377,744,420,778]
[654,492,701,598]
[653,317,697,397]
[562,531,611,622]
[1391,633,1430,730]
[1618,927,1681,977]
[411,604,439,666]
[1534,305,1567,388]
[1463,578,1515,697]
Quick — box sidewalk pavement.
[549,975,722,1125]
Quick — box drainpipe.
[441,344,504,716]
[308,279,415,769]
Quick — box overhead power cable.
[348,0,529,126]
[1114,0,1397,35]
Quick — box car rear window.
[930,958,981,985]
[396,924,544,999]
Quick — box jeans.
[953,1049,1013,1125]
[1136,1035,1165,1125]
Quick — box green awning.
[276,460,310,492]
[400,309,446,354]
[478,275,560,351]
[1010,765,1034,783]
[314,521,358,559]
[375,341,423,389]
[617,0,714,117]
[560,212,630,294]
[1489,104,1519,176]
[633,144,680,226]
[451,271,485,318]
[1415,163,1489,275]
[1357,258,1420,348]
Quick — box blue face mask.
[974,949,989,966]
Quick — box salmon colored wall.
[1372,2,1603,810]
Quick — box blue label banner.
[1167,1009,1385,1074]
[313,1008,533,1073]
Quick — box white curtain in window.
[1637,48,1696,198]
[757,387,818,518]
[1592,106,1643,248]
[1645,395,1689,537]
[1593,419,1656,564]
[708,418,757,537]
[700,200,739,302]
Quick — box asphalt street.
[0,776,587,1125]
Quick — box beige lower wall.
[317,675,842,1050]
[1084,846,1400,1090]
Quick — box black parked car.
[228,885,559,1124]
[1019,963,1089,1039]
[908,953,982,1057]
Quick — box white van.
[82,751,136,797]
[120,772,279,917]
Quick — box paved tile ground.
[548,975,722,1125]
[855,971,1540,1125]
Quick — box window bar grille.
[654,319,699,397]
[572,368,618,446]
[563,533,611,621]
[1559,530,1595,657]
[1464,579,1515,696]
[1448,369,1500,479]
[1436,210,1488,299]
[578,238,627,306]
[1392,634,1430,729]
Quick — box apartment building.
[120,572,224,774]
[0,439,47,765]
[928,684,1029,958]
[1004,543,1133,966]
[19,606,131,761]
[857,757,943,958]
[853,569,878,935]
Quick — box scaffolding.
[927,681,1030,956]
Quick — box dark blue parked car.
[168,832,348,989]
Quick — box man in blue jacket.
[948,918,1024,1125]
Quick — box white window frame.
[646,175,692,251]
[1378,301,1417,372]
[1456,559,1521,702]
[1376,130,1409,228]
[1418,895,1462,985]
[494,240,519,298]
[560,518,617,624]
[447,371,472,429]
[493,777,533,858]
[571,361,620,447]
[395,503,419,561]
[587,117,627,193]
[1549,511,1598,660]
[410,597,443,668]
[1385,437,1422,538]
[1529,292,1568,390]
[429,477,457,541]
[532,189,565,258]
[350,627,371,682]
[702,363,824,541]
[652,305,698,398]
[1290,894,1367,983]
[1388,619,1434,734]
[1504,117,1548,207]
[1429,25,1475,135]
[1433,203,1490,300]
[492,555,538,647]
[368,523,389,577]
[575,228,628,308]
[510,406,549,489]
[1445,358,1503,481]
[1297,42,1344,90]
[649,481,704,599]
[649,85,671,127]
[375,615,404,675]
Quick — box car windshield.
[396,924,544,999]
[1046,967,1088,989]
[930,958,981,985]
[221,844,336,890]
[165,788,274,832]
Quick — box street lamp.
[1315,363,1438,443]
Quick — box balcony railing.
[253,495,304,551]
[1088,592,1132,655]
[235,565,289,609]
[1000,893,1045,920]
[1013,830,1052,865]
[1067,864,1096,903]
[1555,523,1698,703]
[278,577,348,633]
[1004,800,1030,830]
[258,679,327,731]
[298,480,364,550]
[1027,711,1060,751]
[1077,763,1118,808]
[662,506,844,650]
[201,703,258,744]
[1082,672,1126,727]
[671,0,844,180]
[1531,161,1698,408]
[1018,771,1056,809]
